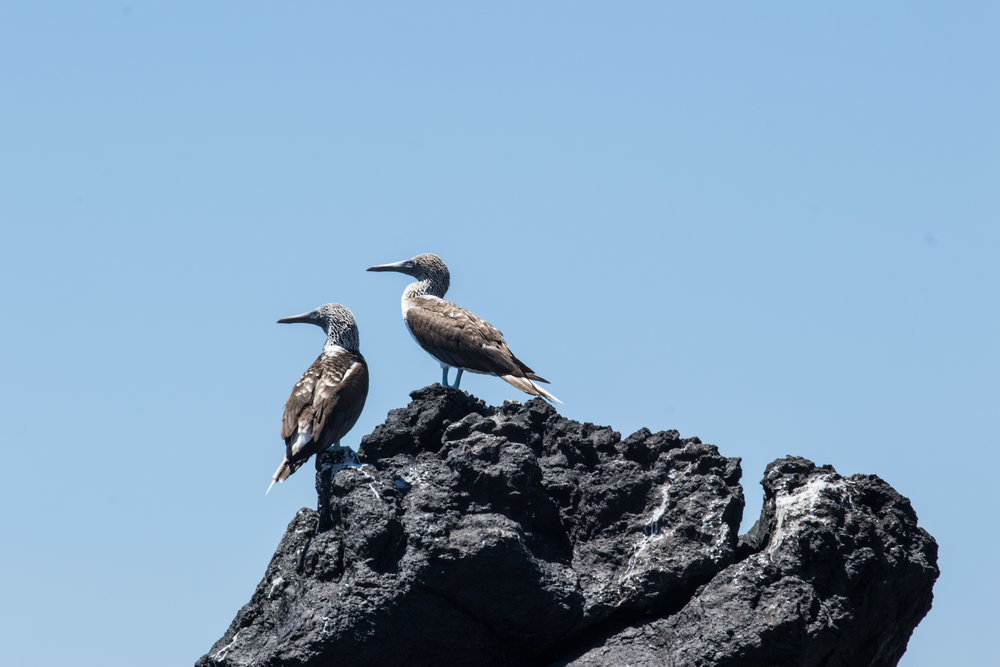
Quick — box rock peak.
[199,386,938,666]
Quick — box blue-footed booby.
[367,253,561,403]
[267,303,369,494]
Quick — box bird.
[267,303,369,494]
[367,253,561,403]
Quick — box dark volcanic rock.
[198,386,938,667]
[561,458,939,667]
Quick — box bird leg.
[440,366,463,388]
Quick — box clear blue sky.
[1,3,995,665]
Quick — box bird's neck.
[404,277,447,300]
[324,325,360,352]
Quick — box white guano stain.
[268,576,284,599]
[618,475,674,599]
[768,474,846,556]
[210,631,240,661]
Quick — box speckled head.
[367,253,450,297]
[277,303,360,351]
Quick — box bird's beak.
[277,311,314,325]
[367,259,413,274]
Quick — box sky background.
[1,3,996,665]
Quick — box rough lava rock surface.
[198,386,938,667]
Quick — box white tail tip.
[265,479,277,496]
[501,375,563,404]
[544,388,564,405]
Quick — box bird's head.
[277,303,360,351]
[367,253,450,295]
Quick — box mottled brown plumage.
[404,296,547,381]
[268,304,369,493]
[275,350,368,483]
[367,253,560,403]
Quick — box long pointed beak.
[367,259,412,273]
[277,311,314,324]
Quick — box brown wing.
[281,351,369,464]
[405,297,543,379]
[281,361,321,442]
[309,354,369,449]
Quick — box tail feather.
[500,375,563,404]
[266,457,302,495]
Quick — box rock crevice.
[199,385,938,667]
